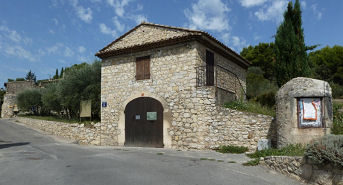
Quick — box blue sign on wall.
[102,102,107,107]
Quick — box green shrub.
[332,102,343,135]
[305,135,343,167]
[15,78,25,81]
[256,90,276,107]
[17,89,42,115]
[243,159,260,166]
[8,79,14,82]
[247,144,306,159]
[224,100,275,117]
[217,145,249,154]
[330,82,343,98]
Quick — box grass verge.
[224,100,275,117]
[244,144,306,166]
[216,145,249,154]
[18,115,98,124]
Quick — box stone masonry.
[1,81,36,118]
[98,23,273,151]
[276,77,332,148]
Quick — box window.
[136,56,150,80]
[206,50,214,86]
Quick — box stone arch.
[117,92,172,148]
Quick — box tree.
[53,69,59,79]
[60,67,64,78]
[241,43,276,81]
[58,61,101,119]
[17,89,42,115]
[41,83,61,114]
[25,70,37,82]
[309,45,343,85]
[275,0,310,87]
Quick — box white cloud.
[238,0,269,8]
[113,17,125,32]
[64,47,74,57]
[254,0,287,23]
[99,23,117,37]
[231,36,247,52]
[133,15,147,24]
[78,46,86,53]
[301,1,306,9]
[311,4,322,20]
[70,0,93,23]
[4,46,36,62]
[107,0,132,17]
[52,18,59,25]
[46,43,63,55]
[184,0,230,32]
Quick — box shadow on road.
[0,142,30,149]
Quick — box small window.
[136,56,150,80]
[206,50,214,86]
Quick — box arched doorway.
[124,97,164,147]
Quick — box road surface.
[0,119,302,185]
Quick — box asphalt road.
[0,119,302,185]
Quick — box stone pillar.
[276,77,332,148]
[1,94,17,118]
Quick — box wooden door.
[124,97,163,147]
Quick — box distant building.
[1,80,36,118]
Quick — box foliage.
[15,78,25,81]
[60,67,64,78]
[8,79,14,82]
[305,135,343,167]
[332,102,343,135]
[58,61,101,119]
[224,100,275,117]
[309,45,343,85]
[275,0,310,87]
[243,159,260,166]
[53,69,59,79]
[247,144,306,159]
[41,83,61,114]
[330,82,343,99]
[19,115,98,124]
[16,61,101,119]
[17,89,42,115]
[256,90,276,108]
[25,70,37,82]
[241,43,276,81]
[246,67,278,102]
[244,144,306,166]
[216,145,249,154]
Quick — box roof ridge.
[140,22,204,34]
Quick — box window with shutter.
[136,56,150,80]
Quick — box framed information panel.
[297,98,322,128]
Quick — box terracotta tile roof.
[96,22,250,68]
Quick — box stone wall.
[15,117,102,145]
[261,156,343,185]
[5,81,36,94]
[1,81,36,118]
[1,94,16,118]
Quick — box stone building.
[1,80,36,118]
[97,23,273,150]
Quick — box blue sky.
[0,0,342,87]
